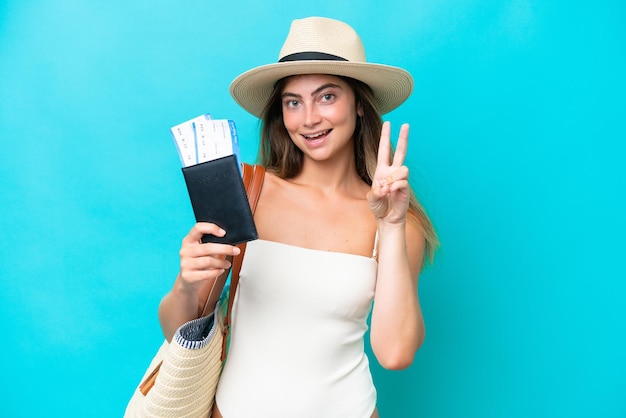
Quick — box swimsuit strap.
[372,229,379,260]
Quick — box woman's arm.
[158,222,240,341]
[367,122,426,369]
[369,218,425,369]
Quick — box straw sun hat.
[229,16,414,117]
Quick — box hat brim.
[229,61,414,117]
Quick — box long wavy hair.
[257,75,439,263]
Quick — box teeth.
[304,130,329,139]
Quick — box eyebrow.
[281,83,343,99]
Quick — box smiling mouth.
[303,129,332,140]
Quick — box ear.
[357,103,364,117]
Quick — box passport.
[182,154,258,244]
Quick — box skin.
[158,74,425,417]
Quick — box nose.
[304,104,322,127]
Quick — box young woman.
[158,17,438,417]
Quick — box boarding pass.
[170,113,242,169]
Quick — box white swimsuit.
[215,239,378,417]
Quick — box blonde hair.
[258,76,439,263]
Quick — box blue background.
[1,1,624,417]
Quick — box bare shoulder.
[260,169,288,191]
[254,171,303,239]
[256,170,299,207]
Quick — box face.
[281,74,362,163]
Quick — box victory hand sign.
[367,122,411,225]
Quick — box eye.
[283,99,300,108]
[321,93,335,102]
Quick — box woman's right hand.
[178,222,241,294]
[159,222,241,341]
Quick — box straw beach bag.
[124,163,265,418]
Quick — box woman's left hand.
[367,121,411,225]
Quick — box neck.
[292,154,364,195]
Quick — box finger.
[392,123,409,167]
[366,188,388,216]
[183,255,232,272]
[181,241,241,259]
[377,121,392,166]
[182,222,226,245]
[366,182,384,203]
[179,249,234,284]
[388,179,410,193]
[383,166,409,185]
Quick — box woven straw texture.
[229,17,414,117]
[124,316,224,418]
